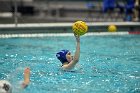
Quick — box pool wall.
[0,22,140,34]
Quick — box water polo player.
[56,34,80,70]
[0,67,30,93]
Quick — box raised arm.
[21,67,30,88]
[62,34,80,70]
[72,34,80,63]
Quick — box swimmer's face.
[66,52,73,63]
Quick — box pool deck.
[0,22,140,28]
[0,22,140,35]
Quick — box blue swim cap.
[56,50,69,64]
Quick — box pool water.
[0,35,140,93]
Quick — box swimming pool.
[0,34,140,93]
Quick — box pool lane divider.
[0,32,132,38]
[0,31,140,38]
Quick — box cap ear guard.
[56,50,69,64]
[0,80,12,93]
[3,83,10,92]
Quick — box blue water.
[0,35,140,93]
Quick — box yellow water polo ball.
[108,25,117,32]
[72,21,88,36]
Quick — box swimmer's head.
[56,50,69,64]
[0,80,12,93]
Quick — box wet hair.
[56,50,69,64]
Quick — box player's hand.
[74,33,80,42]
